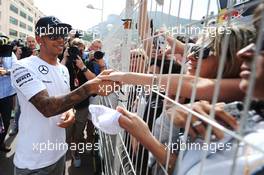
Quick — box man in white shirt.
[11,16,115,175]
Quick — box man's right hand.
[98,71,126,82]
[86,69,121,96]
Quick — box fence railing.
[99,0,264,175]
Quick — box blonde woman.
[100,25,255,102]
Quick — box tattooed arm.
[30,78,114,118]
[11,63,115,118]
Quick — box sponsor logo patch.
[38,65,49,74]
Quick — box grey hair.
[92,39,102,44]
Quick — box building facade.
[0,0,44,40]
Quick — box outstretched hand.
[117,106,151,144]
[166,101,238,141]
[98,71,126,82]
[87,69,122,96]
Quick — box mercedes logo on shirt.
[38,65,49,74]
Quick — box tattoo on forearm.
[30,84,91,117]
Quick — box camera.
[68,46,81,61]
[20,47,33,59]
[74,31,83,38]
[94,51,105,60]
[0,45,13,57]
[153,35,166,50]
[223,101,243,119]
[0,35,12,57]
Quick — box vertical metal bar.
[152,1,168,174]
[118,132,137,174]
[175,0,212,175]
[142,0,158,173]
[197,0,233,174]
[230,6,264,175]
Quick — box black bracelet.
[81,67,88,73]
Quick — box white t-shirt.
[11,56,70,170]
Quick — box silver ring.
[192,120,202,127]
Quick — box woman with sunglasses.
[185,26,254,79]
[99,25,254,103]
[153,26,254,175]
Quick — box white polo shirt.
[11,56,70,170]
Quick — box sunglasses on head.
[46,34,67,41]
[190,45,212,59]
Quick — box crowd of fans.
[0,2,264,175]
[99,3,264,175]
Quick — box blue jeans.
[14,155,65,175]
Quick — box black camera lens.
[94,51,105,60]
[0,45,13,57]
[68,46,81,61]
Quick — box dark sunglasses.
[46,34,67,41]
[190,45,212,59]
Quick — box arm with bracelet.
[80,65,96,80]
[75,56,96,80]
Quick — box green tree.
[82,32,93,42]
